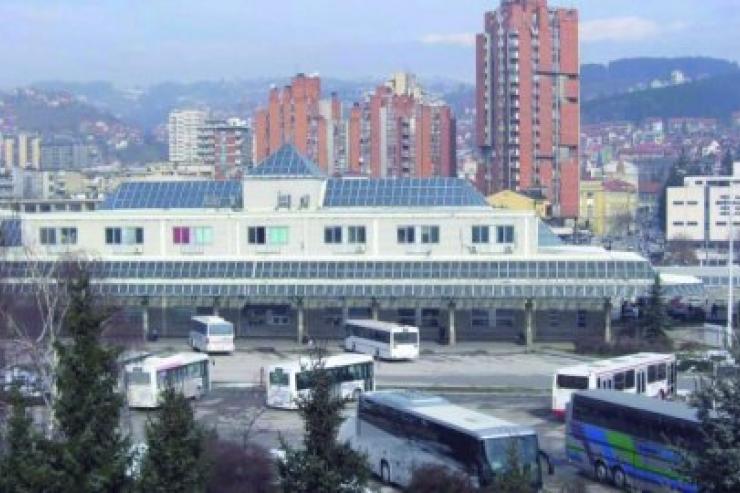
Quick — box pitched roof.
[248,144,326,178]
[100,180,242,210]
[323,177,488,208]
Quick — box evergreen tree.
[278,351,369,493]
[638,275,673,346]
[685,366,740,492]
[137,388,209,493]
[0,390,59,492]
[53,272,130,492]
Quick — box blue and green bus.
[566,390,699,492]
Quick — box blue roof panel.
[248,144,326,177]
[323,177,487,208]
[101,181,242,210]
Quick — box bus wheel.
[380,460,390,484]
[612,467,627,489]
[594,461,609,483]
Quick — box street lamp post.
[727,181,736,350]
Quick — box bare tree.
[0,250,96,432]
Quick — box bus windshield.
[127,371,151,385]
[269,369,290,386]
[484,434,540,482]
[393,332,418,345]
[556,374,588,390]
[209,323,234,336]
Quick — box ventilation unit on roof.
[299,195,310,209]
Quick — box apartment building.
[667,163,740,245]
[197,118,252,179]
[168,109,207,164]
[476,0,580,218]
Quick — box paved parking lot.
[124,339,619,491]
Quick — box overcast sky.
[1,0,738,87]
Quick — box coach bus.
[344,319,420,360]
[552,352,676,418]
[266,353,374,409]
[124,352,211,408]
[189,315,235,353]
[340,391,553,489]
[566,390,699,492]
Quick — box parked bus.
[266,353,374,409]
[566,390,699,492]
[124,352,211,408]
[190,315,235,353]
[339,391,553,489]
[344,319,420,360]
[552,352,676,418]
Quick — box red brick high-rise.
[255,72,456,178]
[254,73,323,165]
[348,73,457,178]
[476,0,579,218]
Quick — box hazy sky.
[1,0,738,87]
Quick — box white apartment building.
[667,162,740,244]
[168,109,207,164]
[0,145,700,344]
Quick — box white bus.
[343,319,419,360]
[339,391,553,489]
[552,352,676,418]
[266,353,374,410]
[189,315,235,353]
[124,352,211,408]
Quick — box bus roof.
[268,353,374,373]
[573,390,700,423]
[345,319,419,332]
[556,353,674,377]
[125,352,210,372]
[191,315,232,325]
[364,391,535,440]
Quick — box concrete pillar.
[604,298,613,344]
[371,299,379,320]
[525,298,535,348]
[297,299,305,344]
[414,305,423,328]
[141,302,149,340]
[161,297,168,337]
[342,298,349,323]
[448,301,457,346]
[212,297,220,317]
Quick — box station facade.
[0,145,701,345]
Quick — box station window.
[248,226,266,245]
[397,226,415,244]
[192,226,213,246]
[268,226,289,246]
[420,226,440,244]
[40,227,57,245]
[60,227,78,245]
[496,225,515,244]
[324,226,342,244]
[576,310,587,329]
[172,226,190,245]
[472,225,490,244]
[348,226,366,244]
[107,227,144,245]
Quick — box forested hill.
[582,72,740,124]
[581,56,738,101]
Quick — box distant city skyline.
[1,0,738,88]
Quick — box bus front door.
[637,370,646,394]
